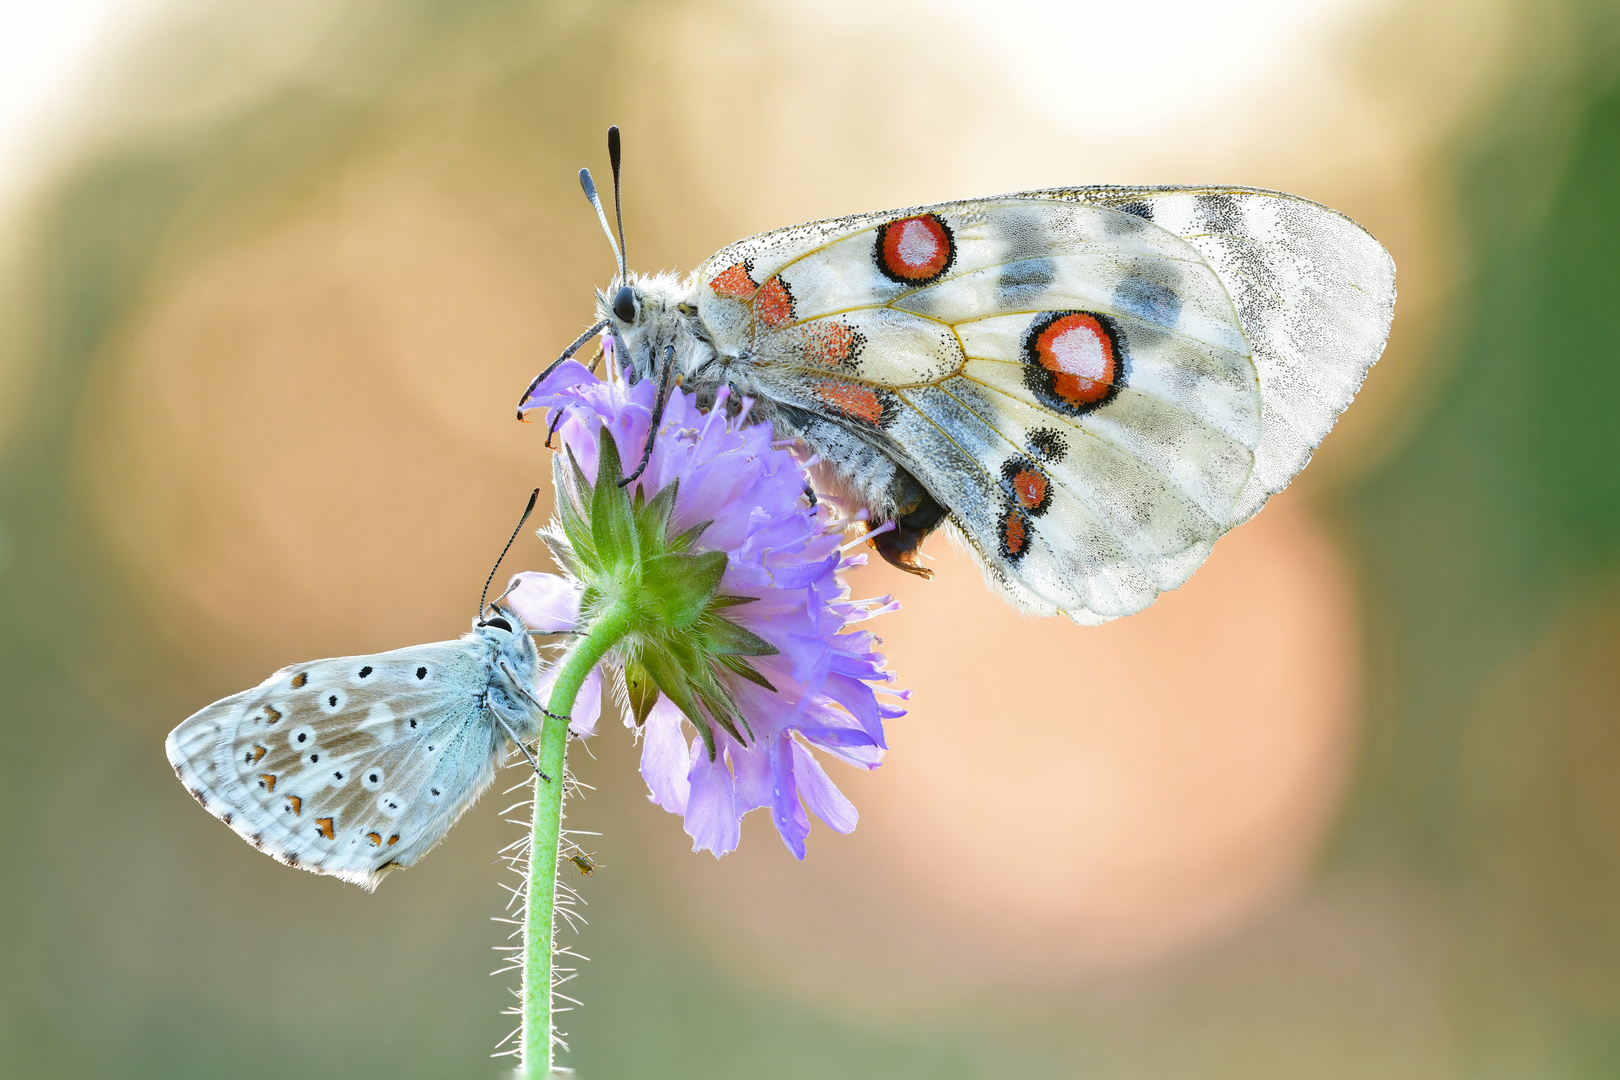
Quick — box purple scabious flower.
[506,359,905,858]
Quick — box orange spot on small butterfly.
[709,261,756,300]
[316,817,335,840]
[263,705,282,725]
[366,832,383,847]
[290,672,308,689]
[286,795,302,816]
[814,381,884,425]
[258,774,277,793]
[755,276,794,329]
[251,744,268,763]
[1012,469,1048,510]
[387,835,400,846]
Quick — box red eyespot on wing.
[756,276,795,329]
[999,508,1032,562]
[1030,312,1119,410]
[1012,468,1047,511]
[814,380,885,426]
[876,214,954,284]
[709,261,756,300]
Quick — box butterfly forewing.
[1034,186,1398,523]
[167,640,511,890]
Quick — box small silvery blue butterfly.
[167,495,556,889]
[524,129,1396,626]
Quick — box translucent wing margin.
[1031,186,1397,523]
[166,640,505,890]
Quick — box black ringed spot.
[1000,456,1052,517]
[998,507,1033,563]
[1021,310,1127,417]
[874,213,955,286]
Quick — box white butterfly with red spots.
[166,610,549,889]
[523,130,1395,624]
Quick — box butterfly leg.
[498,660,573,726]
[618,343,677,488]
[518,317,609,424]
[493,713,551,783]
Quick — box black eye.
[612,286,636,322]
[485,617,512,633]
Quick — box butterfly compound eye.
[612,285,637,323]
[484,617,513,633]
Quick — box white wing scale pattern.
[167,639,515,890]
[688,187,1392,622]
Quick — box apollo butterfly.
[521,129,1396,625]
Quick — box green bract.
[547,430,777,758]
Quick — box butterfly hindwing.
[167,638,511,890]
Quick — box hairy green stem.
[521,601,635,1077]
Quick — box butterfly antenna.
[618,344,676,487]
[607,125,626,279]
[578,167,624,281]
[478,488,541,623]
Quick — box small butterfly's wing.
[167,640,506,890]
[694,187,1392,622]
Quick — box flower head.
[507,359,904,857]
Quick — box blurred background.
[2,0,1618,1076]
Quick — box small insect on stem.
[568,853,597,876]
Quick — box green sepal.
[640,645,717,759]
[565,444,595,509]
[622,656,659,726]
[552,453,597,566]
[539,531,580,577]
[708,594,760,608]
[668,519,713,553]
[695,612,779,657]
[642,550,728,630]
[590,430,638,567]
[693,664,752,744]
[635,479,680,557]
[717,653,777,693]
